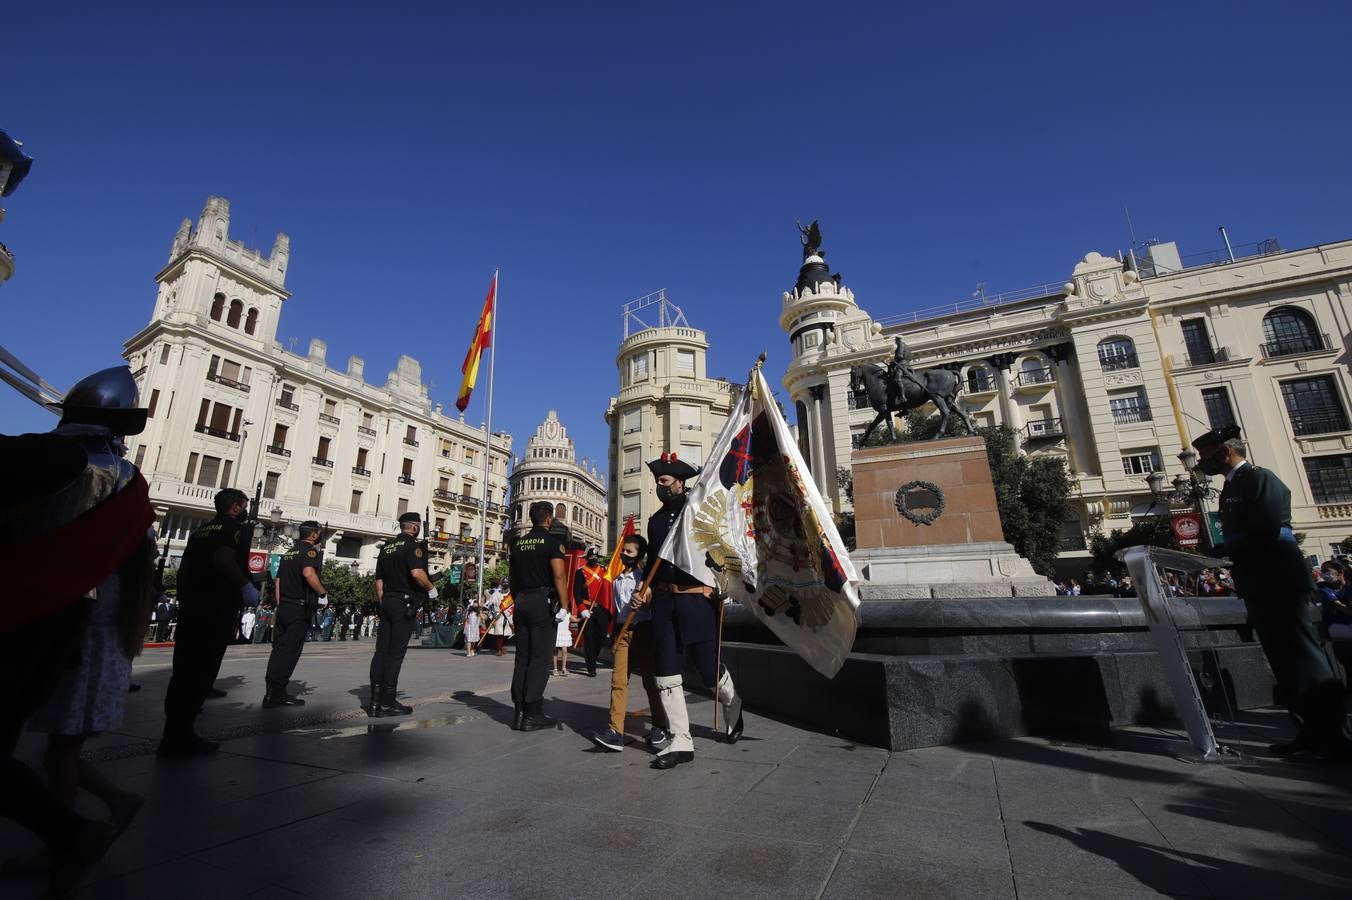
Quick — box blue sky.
[4,2,1350,470]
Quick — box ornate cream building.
[123,197,513,573]
[781,228,1352,575]
[507,411,607,549]
[603,291,737,547]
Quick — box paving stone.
[822,848,1015,899]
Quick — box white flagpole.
[474,270,499,607]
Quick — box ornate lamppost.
[1146,448,1219,551]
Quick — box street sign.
[1205,512,1224,548]
[448,564,463,585]
[1170,512,1201,548]
[268,553,282,578]
[248,551,268,575]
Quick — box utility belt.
[383,591,420,620]
[280,596,313,608]
[515,587,559,616]
[653,582,712,596]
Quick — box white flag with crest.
[658,365,860,678]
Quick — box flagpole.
[475,269,499,611]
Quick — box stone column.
[1045,343,1087,474]
[986,352,1022,437]
[808,384,829,495]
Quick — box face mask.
[621,553,638,568]
[656,484,675,503]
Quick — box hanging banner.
[247,551,268,575]
[1171,512,1201,547]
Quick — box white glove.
[581,610,591,619]
[318,595,328,606]
[241,583,260,606]
[427,587,439,600]
[554,609,567,623]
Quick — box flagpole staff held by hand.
[612,563,661,647]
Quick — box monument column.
[986,352,1022,436]
[1045,343,1087,474]
[808,383,829,495]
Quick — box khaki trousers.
[609,620,666,734]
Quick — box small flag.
[456,273,496,412]
[656,366,860,678]
[604,516,638,585]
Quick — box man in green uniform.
[1195,426,1352,759]
[160,488,257,756]
[508,501,572,731]
[367,512,436,717]
[263,520,327,707]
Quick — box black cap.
[299,520,321,533]
[398,512,421,524]
[647,451,700,481]
[1191,425,1241,452]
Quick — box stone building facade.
[603,294,737,547]
[123,197,512,573]
[780,228,1352,574]
[507,410,607,550]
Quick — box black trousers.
[510,590,554,713]
[652,589,720,686]
[583,606,612,673]
[1,603,87,846]
[369,594,415,686]
[164,602,236,735]
[265,601,310,690]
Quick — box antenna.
[287,337,298,353]
[1124,206,1139,249]
[621,289,691,338]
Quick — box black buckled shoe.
[726,712,745,745]
[520,713,559,731]
[512,708,525,731]
[262,688,305,708]
[364,682,382,717]
[381,684,413,715]
[650,751,693,770]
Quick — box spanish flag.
[456,273,496,412]
[604,515,638,585]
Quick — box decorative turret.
[780,219,859,359]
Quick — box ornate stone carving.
[895,480,945,526]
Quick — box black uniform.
[1219,463,1351,745]
[508,526,567,715]
[580,567,612,677]
[164,514,250,738]
[265,540,324,693]
[369,532,427,688]
[647,495,720,684]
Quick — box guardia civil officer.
[160,488,258,757]
[640,452,743,771]
[508,501,572,730]
[262,521,327,707]
[1195,426,1352,759]
[367,512,437,716]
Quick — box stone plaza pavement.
[6,640,1352,899]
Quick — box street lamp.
[1147,448,1219,550]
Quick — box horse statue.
[849,352,976,445]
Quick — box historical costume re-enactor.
[1195,426,1352,759]
[642,453,744,770]
[367,512,436,717]
[579,549,614,677]
[263,520,328,707]
[1,366,156,888]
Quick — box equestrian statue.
[849,337,976,445]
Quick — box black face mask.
[620,553,638,568]
[656,484,678,504]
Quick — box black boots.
[262,686,305,708]
[373,684,412,717]
[364,682,382,717]
[512,705,525,731]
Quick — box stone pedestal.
[851,436,1055,598]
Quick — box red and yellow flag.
[604,516,638,585]
[456,273,496,412]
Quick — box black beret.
[398,512,422,524]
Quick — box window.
[1181,320,1216,366]
[184,452,199,483]
[356,447,368,469]
[227,300,243,329]
[1305,455,1352,504]
[197,455,222,488]
[324,398,338,417]
[572,507,580,521]
[463,482,474,498]
[679,405,701,431]
[621,492,640,520]
[210,293,225,321]
[245,308,258,335]
[397,498,409,516]
[1018,357,1053,386]
[401,458,413,477]
[1262,307,1324,357]
[405,425,417,445]
[316,436,331,461]
[362,412,374,429]
[632,354,649,379]
[676,349,695,375]
[555,503,567,521]
[310,481,324,506]
[1122,450,1161,476]
[1097,337,1138,371]
[680,443,703,465]
[439,476,450,493]
[1058,518,1087,551]
[434,517,445,532]
[1281,376,1350,436]
[622,409,640,435]
[278,383,298,410]
[147,389,160,418]
[159,345,171,365]
[1109,390,1151,425]
[464,447,475,464]
[264,472,280,499]
[350,490,363,514]
[272,424,289,448]
[1201,387,1237,430]
[965,367,994,393]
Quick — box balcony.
[1024,418,1064,441]
[429,531,451,546]
[434,488,454,501]
[1111,407,1153,425]
[266,445,292,457]
[194,424,240,442]
[276,398,300,411]
[398,474,415,485]
[623,425,641,435]
[1014,367,1055,389]
[1261,333,1333,359]
[357,425,377,437]
[207,372,250,392]
[312,456,334,467]
[1099,352,1139,372]
[352,466,371,477]
[1289,406,1351,437]
[318,413,341,426]
[963,376,996,396]
[403,437,420,447]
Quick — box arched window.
[571,507,579,521]
[1018,355,1051,386]
[1097,337,1138,371]
[210,293,225,321]
[227,299,243,328]
[245,307,258,335]
[965,365,994,393]
[555,503,567,521]
[1262,307,1322,357]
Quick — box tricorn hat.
[646,451,700,481]
[54,366,149,436]
[1190,425,1242,452]
[398,511,421,524]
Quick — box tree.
[1089,517,1180,578]
[320,561,376,609]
